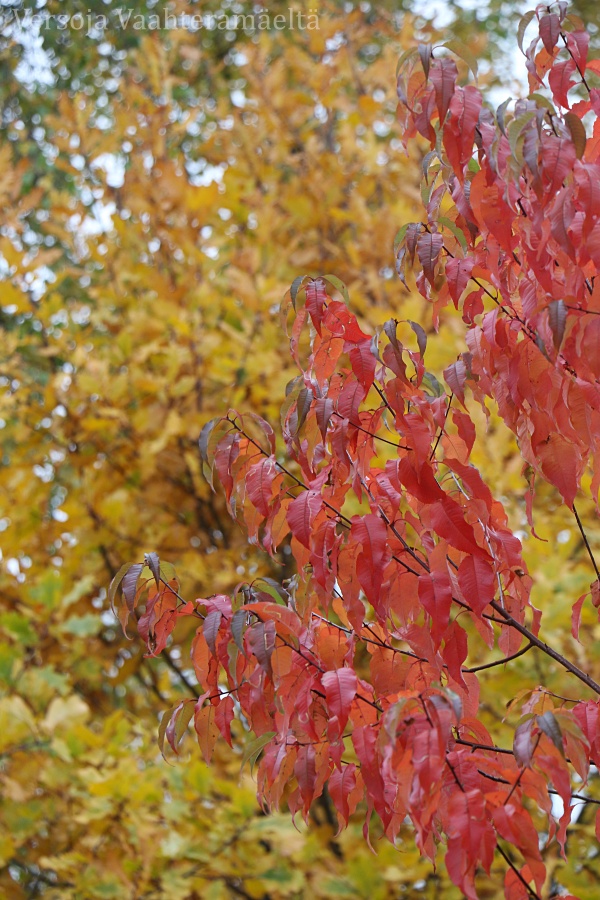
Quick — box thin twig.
[573,502,600,580]
[496,843,542,900]
[464,641,534,674]
[430,393,453,460]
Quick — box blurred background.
[1,1,600,897]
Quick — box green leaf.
[289,275,305,307]
[518,10,537,53]
[0,612,38,645]
[322,274,350,305]
[537,711,564,754]
[240,731,276,774]
[422,372,445,398]
[528,92,557,114]
[438,216,467,252]
[108,562,133,614]
[60,614,102,638]
[441,40,478,79]
[395,46,419,79]
[564,112,587,160]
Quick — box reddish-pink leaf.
[428,497,486,557]
[122,563,144,613]
[539,12,560,54]
[328,764,359,832]
[419,570,452,648]
[445,258,474,308]
[294,744,317,815]
[457,556,496,617]
[215,696,235,746]
[445,789,495,900]
[315,397,334,441]
[322,668,357,734]
[352,513,390,608]
[203,608,222,656]
[246,619,276,673]
[571,592,586,642]
[348,339,377,391]
[417,231,444,285]
[430,57,458,123]
[513,717,534,766]
[444,86,482,176]
[337,376,366,422]
[242,600,302,639]
[535,433,581,508]
[442,619,468,688]
[305,277,329,335]
[548,58,577,109]
[287,490,323,548]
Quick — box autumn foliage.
[112,6,600,898]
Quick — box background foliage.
[1,1,599,898]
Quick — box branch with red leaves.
[109,6,600,898]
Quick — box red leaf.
[203,608,222,656]
[548,58,576,109]
[445,258,474,307]
[322,668,357,734]
[122,563,144,613]
[428,497,486,557]
[246,620,276,673]
[305,277,329,335]
[352,513,389,608]
[329,764,360,832]
[513,717,534,767]
[337,376,366,422]
[442,619,468,688]
[445,789,495,899]
[417,231,444,285]
[535,433,581,508]
[541,134,577,197]
[395,457,444,503]
[246,457,279,519]
[419,570,452,648]
[315,397,334,441]
[539,13,560,54]
[430,57,458,122]
[287,490,323,548]
[348,339,377,391]
[571,592,586,642]
[457,556,496,617]
[242,600,302,639]
[294,744,317,816]
[444,86,482,176]
[215,696,235,746]
[443,357,469,404]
